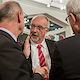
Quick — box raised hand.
[23,35,30,58]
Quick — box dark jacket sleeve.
[49,43,65,80]
[0,36,43,80]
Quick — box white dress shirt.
[31,39,51,71]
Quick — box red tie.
[37,45,49,80]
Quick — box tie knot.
[37,45,42,49]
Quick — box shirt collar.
[0,27,17,42]
[31,39,46,48]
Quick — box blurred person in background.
[59,34,64,40]
[0,1,48,80]
[50,0,80,80]
[45,34,55,41]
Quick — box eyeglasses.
[30,24,48,31]
[65,13,77,23]
[65,15,70,23]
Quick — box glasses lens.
[31,24,35,28]
[30,24,48,30]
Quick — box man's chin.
[31,37,39,42]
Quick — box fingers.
[25,35,30,45]
[23,35,30,58]
[42,66,49,78]
[37,66,41,68]
[33,66,49,78]
[32,68,35,73]
[43,66,49,74]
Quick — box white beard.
[31,36,39,42]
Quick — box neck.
[0,21,20,39]
[33,38,44,44]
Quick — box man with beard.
[30,15,55,80]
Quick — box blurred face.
[30,16,49,44]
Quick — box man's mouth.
[31,32,39,41]
[31,33,38,37]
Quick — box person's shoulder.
[55,35,78,46]
[45,39,55,43]
[0,34,11,48]
[0,34,8,42]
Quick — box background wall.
[1,0,73,39]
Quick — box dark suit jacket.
[50,34,80,80]
[0,30,43,80]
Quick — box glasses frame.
[30,24,48,31]
[65,15,70,22]
[65,13,77,23]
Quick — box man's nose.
[33,27,38,32]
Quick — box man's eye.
[38,26,43,29]
[31,24,35,27]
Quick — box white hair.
[66,0,80,19]
[30,14,50,28]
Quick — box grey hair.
[0,1,23,22]
[66,0,80,19]
[30,14,50,28]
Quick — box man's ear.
[46,28,49,32]
[17,11,22,23]
[70,13,76,24]
[45,28,49,34]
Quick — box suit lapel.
[28,40,32,70]
[45,39,55,59]
[45,39,52,58]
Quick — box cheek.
[30,29,33,34]
[22,18,24,28]
[23,22,25,27]
[40,31,45,37]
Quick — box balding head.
[0,1,23,22]
[0,1,24,38]
[31,15,50,28]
